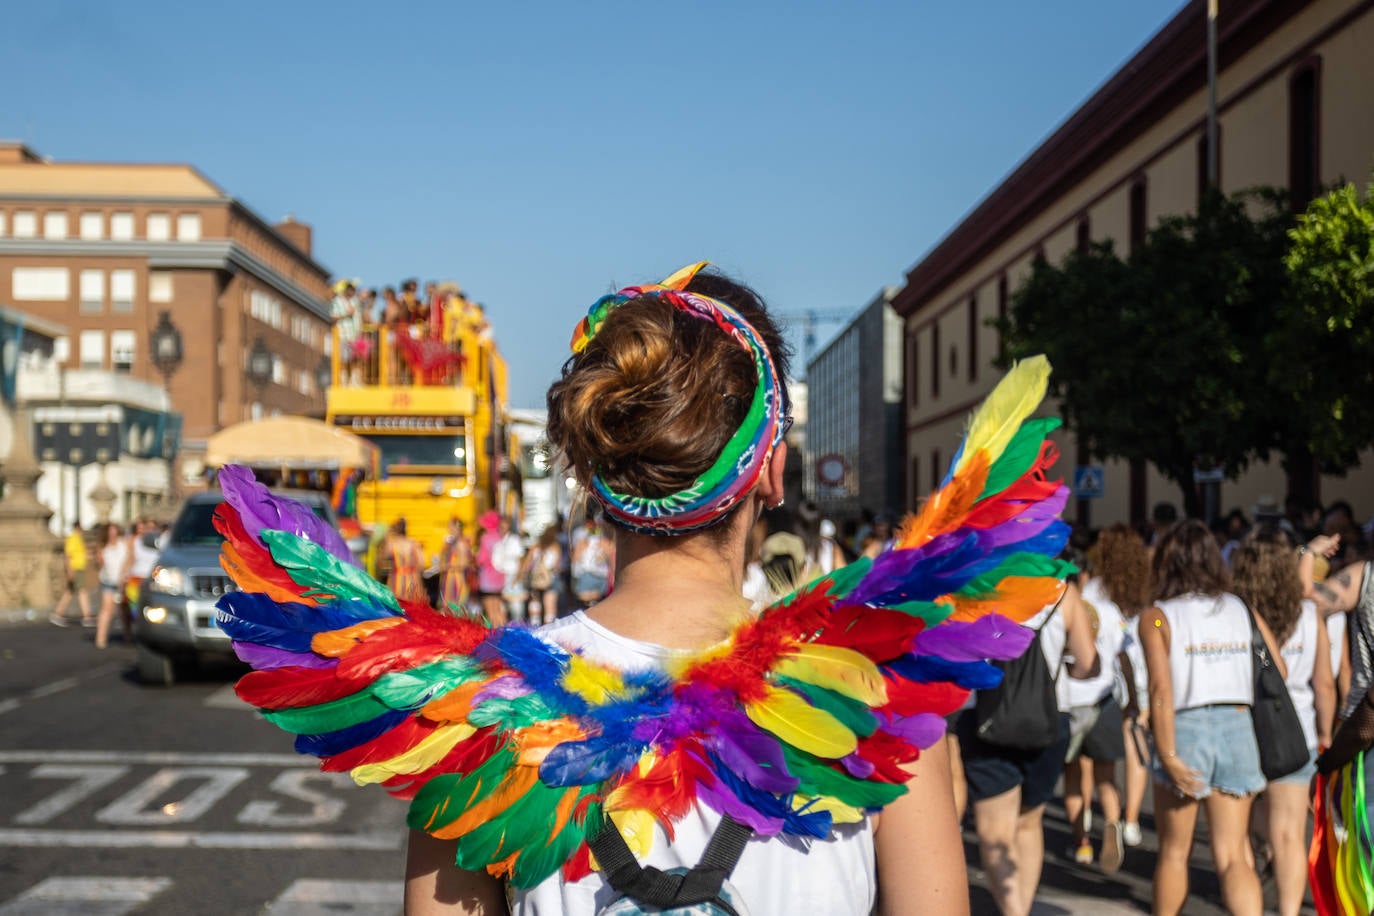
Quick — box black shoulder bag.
[1248,610,1310,781]
[973,601,1062,751]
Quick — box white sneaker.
[1100,822,1125,874]
[1122,821,1142,847]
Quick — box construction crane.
[776,309,854,369]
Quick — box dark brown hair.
[1232,528,1305,645]
[1152,518,1232,601]
[1091,524,1152,615]
[546,269,791,509]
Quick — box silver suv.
[134,488,338,686]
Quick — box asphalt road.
[1,615,1300,915]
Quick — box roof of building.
[891,0,1309,317]
[0,143,227,199]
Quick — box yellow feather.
[349,723,475,785]
[774,644,888,705]
[795,794,865,824]
[745,685,857,759]
[608,808,657,858]
[560,655,626,704]
[954,354,1051,475]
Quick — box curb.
[0,608,52,628]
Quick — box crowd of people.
[374,509,616,627]
[50,517,168,650]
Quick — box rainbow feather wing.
[218,354,1070,889]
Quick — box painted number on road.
[96,767,251,825]
[14,766,131,825]
[237,771,350,827]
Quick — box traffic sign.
[1073,465,1104,499]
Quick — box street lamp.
[315,354,332,396]
[149,311,184,511]
[247,337,274,419]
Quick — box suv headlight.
[151,565,187,595]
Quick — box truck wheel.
[136,643,176,687]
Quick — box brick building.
[0,142,333,484]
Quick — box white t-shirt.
[1060,577,1125,708]
[129,536,159,579]
[1159,592,1253,710]
[515,612,877,916]
[1280,600,1320,751]
[99,539,129,586]
[1327,611,1346,686]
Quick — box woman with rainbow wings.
[214,263,1072,915]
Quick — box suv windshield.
[169,499,330,546]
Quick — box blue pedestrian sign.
[1073,465,1104,499]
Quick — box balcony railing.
[333,323,467,388]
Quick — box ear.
[759,442,788,506]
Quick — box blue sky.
[5,0,1183,407]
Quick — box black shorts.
[1078,697,1126,762]
[955,710,1072,809]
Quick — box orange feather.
[309,617,406,657]
[896,450,990,550]
[431,765,539,839]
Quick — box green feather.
[261,689,393,734]
[776,676,878,737]
[782,747,907,809]
[824,557,872,600]
[261,530,400,611]
[505,787,600,888]
[979,417,1061,498]
[888,599,953,625]
[455,781,596,887]
[372,657,484,709]
[956,553,1075,598]
[467,692,558,730]
[407,745,517,833]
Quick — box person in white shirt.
[1141,520,1285,916]
[1232,530,1334,916]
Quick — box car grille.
[191,573,237,598]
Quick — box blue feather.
[708,752,831,838]
[294,708,409,757]
[216,594,321,651]
[540,734,643,787]
[884,654,1004,690]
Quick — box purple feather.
[695,771,787,836]
[708,709,799,795]
[912,614,1033,662]
[879,712,948,749]
[473,675,534,704]
[219,465,358,566]
[233,641,336,670]
[841,752,875,779]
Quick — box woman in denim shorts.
[1140,521,1285,916]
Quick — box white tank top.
[1159,592,1253,710]
[1060,577,1126,708]
[1122,615,1148,698]
[515,612,877,916]
[1327,611,1346,684]
[1280,601,1319,750]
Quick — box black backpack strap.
[588,812,752,914]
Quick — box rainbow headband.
[569,262,785,535]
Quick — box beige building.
[893,0,1374,526]
[0,142,333,484]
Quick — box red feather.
[563,841,593,882]
[235,664,367,709]
[213,505,307,598]
[855,731,919,783]
[604,746,710,840]
[380,727,504,799]
[334,606,489,682]
[812,606,924,661]
[319,717,442,773]
[880,676,969,717]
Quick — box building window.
[271,356,285,385]
[110,212,134,241]
[13,210,37,239]
[43,212,68,240]
[176,213,202,241]
[931,448,942,491]
[967,294,978,382]
[110,270,135,313]
[997,274,1009,361]
[907,329,919,407]
[930,323,940,398]
[1289,58,1321,210]
[250,402,263,421]
[79,270,104,314]
[146,213,171,242]
[79,211,103,240]
[79,330,104,370]
[111,330,136,374]
[53,336,70,363]
[0,212,6,237]
[12,267,70,301]
[1075,215,1091,254]
[1128,177,1148,256]
[148,271,173,303]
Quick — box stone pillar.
[0,402,62,611]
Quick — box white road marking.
[96,767,250,825]
[0,750,309,766]
[14,765,130,825]
[238,770,350,827]
[28,677,81,698]
[0,828,400,849]
[204,682,246,709]
[0,876,172,916]
[263,879,403,916]
[0,699,20,717]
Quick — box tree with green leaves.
[1279,175,1374,505]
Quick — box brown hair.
[546,269,791,512]
[1091,524,1152,615]
[1152,518,1232,601]
[1232,529,1305,645]
[537,525,559,550]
